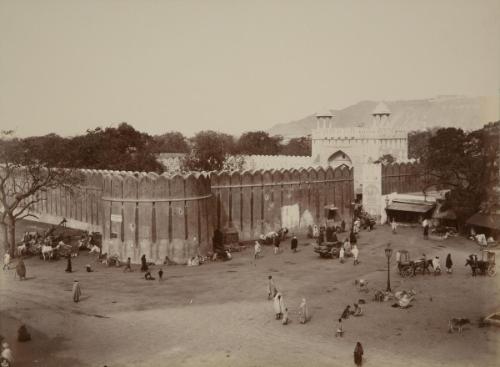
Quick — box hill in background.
[268,96,499,138]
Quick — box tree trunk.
[6,215,16,257]
[1,222,8,255]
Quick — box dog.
[448,318,470,333]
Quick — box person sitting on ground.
[353,303,363,316]
[85,264,93,273]
[144,271,155,281]
[341,305,351,319]
[123,257,133,272]
[17,324,31,342]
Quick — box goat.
[448,318,470,333]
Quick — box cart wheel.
[487,267,496,277]
[402,268,413,278]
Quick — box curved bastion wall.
[31,169,213,265]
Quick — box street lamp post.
[385,244,393,292]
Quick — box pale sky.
[0,0,498,138]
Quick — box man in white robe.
[299,298,309,324]
[273,293,285,319]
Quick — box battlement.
[311,127,407,140]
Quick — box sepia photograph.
[0,1,499,366]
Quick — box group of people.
[268,276,309,325]
[339,240,360,265]
[254,234,299,259]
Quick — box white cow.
[41,245,54,261]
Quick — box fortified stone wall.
[31,169,213,265]
[210,166,354,240]
[27,166,355,263]
[236,155,315,171]
[381,162,428,195]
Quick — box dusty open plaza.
[1,220,498,367]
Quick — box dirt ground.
[1,220,499,367]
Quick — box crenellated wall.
[209,166,354,240]
[26,165,355,263]
[235,155,315,171]
[381,162,428,195]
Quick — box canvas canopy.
[386,201,435,214]
[466,212,500,231]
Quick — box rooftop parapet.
[311,127,407,140]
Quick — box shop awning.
[466,212,500,231]
[386,201,435,213]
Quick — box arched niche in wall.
[327,150,352,167]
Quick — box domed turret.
[372,102,391,127]
[315,109,335,129]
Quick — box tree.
[408,130,432,159]
[153,131,190,153]
[183,130,236,171]
[66,123,163,172]
[421,126,499,229]
[374,154,396,165]
[236,131,282,155]
[280,136,311,156]
[0,131,83,256]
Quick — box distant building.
[311,102,409,192]
[157,153,187,172]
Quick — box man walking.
[123,257,133,272]
[268,275,278,300]
[391,218,397,234]
[65,254,72,273]
[352,244,359,265]
[254,241,262,259]
[422,218,429,239]
[291,235,298,253]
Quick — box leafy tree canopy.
[153,131,190,153]
[183,130,236,171]
[236,131,283,155]
[280,137,311,156]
